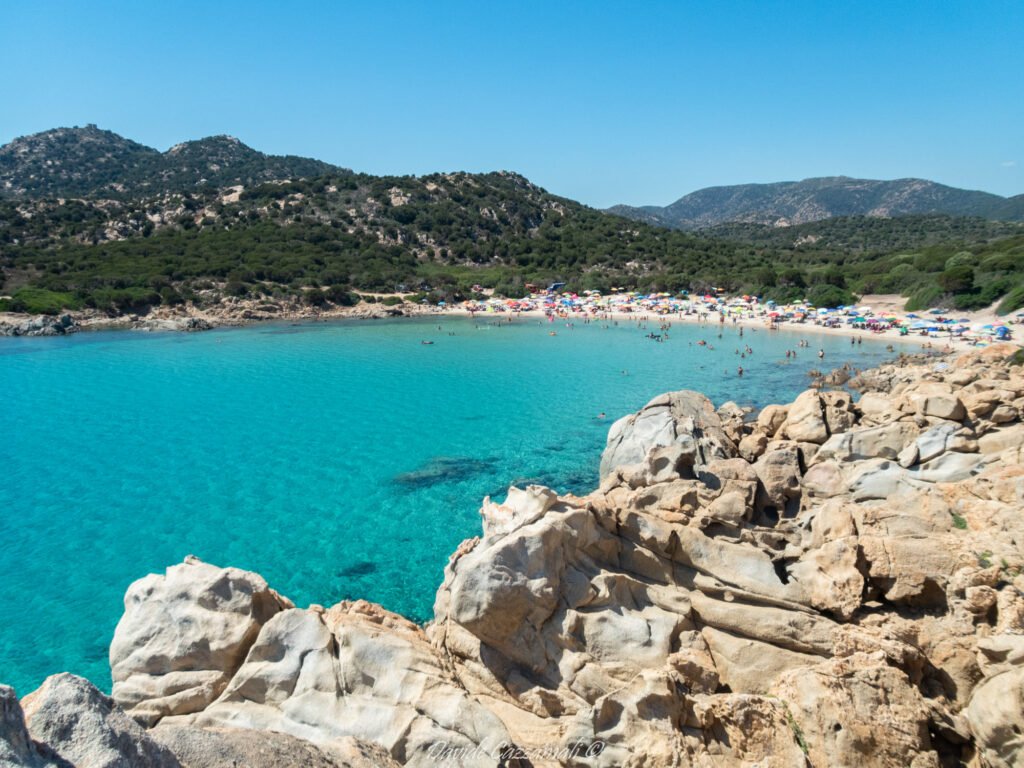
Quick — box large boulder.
[906,382,966,422]
[756,404,789,437]
[781,390,829,444]
[752,443,803,513]
[773,655,940,768]
[600,391,735,480]
[21,674,180,768]
[110,557,292,725]
[855,497,964,606]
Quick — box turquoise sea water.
[0,316,896,695]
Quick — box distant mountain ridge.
[609,176,1024,229]
[0,125,343,198]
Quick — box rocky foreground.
[3,345,1024,767]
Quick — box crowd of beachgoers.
[454,290,1019,347]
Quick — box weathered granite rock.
[813,420,919,463]
[21,674,180,768]
[846,458,926,501]
[479,484,556,537]
[773,655,940,768]
[110,556,293,725]
[600,390,735,480]
[0,685,59,768]
[0,314,78,337]
[752,443,802,512]
[756,403,788,436]
[966,664,1024,768]
[781,390,829,443]
[907,381,966,421]
[737,430,767,461]
[170,601,514,768]
[802,459,846,498]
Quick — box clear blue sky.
[2,0,1021,207]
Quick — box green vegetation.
[784,705,809,756]
[0,125,340,199]
[2,130,1022,317]
[0,287,82,314]
[610,176,1024,230]
[951,513,968,530]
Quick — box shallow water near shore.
[0,316,897,694]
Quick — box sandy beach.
[2,292,1019,351]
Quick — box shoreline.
[1,301,1000,350]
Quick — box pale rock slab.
[600,390,735,480]
[110,557,293,725]
[174,601,514,768]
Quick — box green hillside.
[610,176,1024,229]
[1,128,1022,318]
[0,126,340,199]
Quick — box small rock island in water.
[2,343,1023,767]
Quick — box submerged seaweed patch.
[393,456,499,488]
[337,560,378,577]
